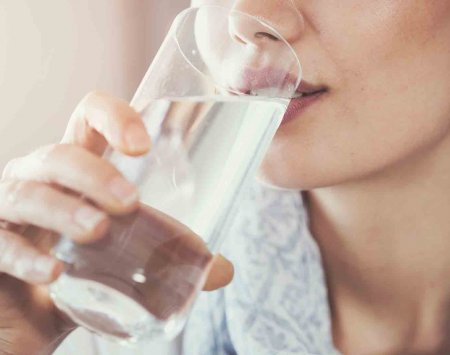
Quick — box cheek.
[259,83,450,190]
[258,1,450,189]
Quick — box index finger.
[61,91,152,156]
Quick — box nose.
[229,0,304,45]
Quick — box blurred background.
[0,0,188,170]
[0,1,189,353]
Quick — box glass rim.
[171,4,302,99]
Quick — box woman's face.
[193,0,450,190]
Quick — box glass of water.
[49,4,302,345]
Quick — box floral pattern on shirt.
[183,180,340,355]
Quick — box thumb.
[203,254,234,291]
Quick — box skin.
[196,0,450,354]
[0,92,233,354]
[1,0,450,354]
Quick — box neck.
[306,134,450,354]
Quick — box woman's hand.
[0,91,234,354]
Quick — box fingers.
[2,144,139,215]
[0,180,109,243]
[203,254,234,291]
[0,229,63,285]
[62,91,151,156]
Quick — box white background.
[0,0,188,170]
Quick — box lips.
[282,88,327,125]
[281,90,326,125]
[225,67,327,124]
[295,81,327,98]
[228,67,301,99]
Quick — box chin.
[256,143,318,191]
[256,155,355,192]
[255,166,305,192]
[254,172,299,192]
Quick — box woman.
[1,1,450,354]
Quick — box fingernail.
[126,123,151,152]
[109,177,139,206]
[74,206,107,231]
[34,256,56,277]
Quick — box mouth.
[224,68,327,124]
[226,67,301,99]
[281,81,328,125]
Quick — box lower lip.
[281,91,327,125]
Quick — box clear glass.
[49,4,302,345]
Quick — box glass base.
[49,273,186,345]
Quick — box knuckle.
[2,158,20,179]
[59,198,81,225]
[81,90,110,113]
[34,143,79,176]
[5,180,31,208]
[33,143,62,165]
[28,144,68,182]
[6,180,29,207]
[83,90,104,103]
[24,181,51,203]
[71,91,102,122]
[3,180,49,219]
[102,169,128,194]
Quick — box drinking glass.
[49,4,302,345]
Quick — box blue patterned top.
[182,180,340,355]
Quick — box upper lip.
[228,67,300,98]
[227,67,326,98]
[295,81,327,96]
